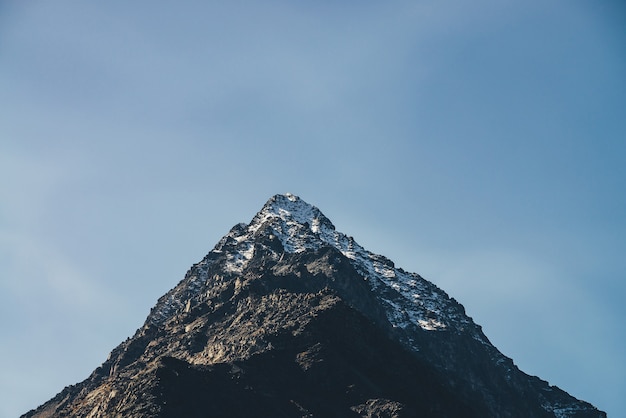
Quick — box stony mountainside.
[24,193,605,418]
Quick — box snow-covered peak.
[152,194,477,335]
[249,193,335,236]
[215,194,473,334]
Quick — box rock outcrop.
[23,193,605,418]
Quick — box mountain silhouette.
[24,193,605,418]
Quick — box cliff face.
[24,194,605,418]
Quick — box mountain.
[23,193,605,418]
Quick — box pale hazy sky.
[1,1,625,416]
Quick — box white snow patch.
[545,404,594,418]
[418,319,446,331]
[224,242,255,273]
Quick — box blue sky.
[1,1,624,416]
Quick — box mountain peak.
[249,193,336,237]
[23,194,606,418]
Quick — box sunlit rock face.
[23,194,605,418]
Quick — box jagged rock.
[23,193,605,418]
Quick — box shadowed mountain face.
[24,194,605,418]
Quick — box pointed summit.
[23,194,605,418]
[247,193,337,251]
[252,193,335,229]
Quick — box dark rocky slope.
[23,194,605,418]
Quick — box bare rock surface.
[23,194,605,418]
